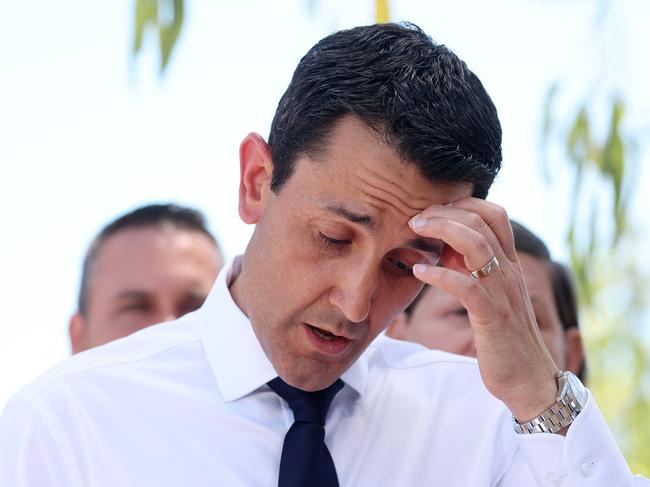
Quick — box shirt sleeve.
[0,398,83,487]
[498,389,649,486]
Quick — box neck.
[227,256,249,318]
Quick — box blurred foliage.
[132,0,388,75]
[541,23,650,480]
[133,0,184,73]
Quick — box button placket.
[580,458,598,477]
[544,471,567,486]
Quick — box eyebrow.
[324,204,443,255]
[326,205,375,230]
[114,290,150,301]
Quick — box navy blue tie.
[268,377,344,487]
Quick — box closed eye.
[386,255,413,276]
[121,302,150,313]
[319,232,351,247]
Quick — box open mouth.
[308,325,341,341]
[305,324,351,355]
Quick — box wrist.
[512,371,588,435]
[506,373,559,422]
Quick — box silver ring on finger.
[470,255,499,279]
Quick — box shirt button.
[580,458,598,477]
[544,472,563,486]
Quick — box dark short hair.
[77,204,219,315]
[268,22,502,199]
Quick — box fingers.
[415,198,517,263]
[410,216,500,275]
[412,264,493,322]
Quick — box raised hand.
[409,197,560,424]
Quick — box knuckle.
[467,279,482,295]
[494,205,508,223]
[468,213,483,229]
[475,235,492,255]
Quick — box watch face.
[566,371,588,407]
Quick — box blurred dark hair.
[268,22,502,199]
[77,203,219,315]
[548,261,585,380]
[404,220,585,380]
[510,220,550,260]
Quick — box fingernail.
[410,216,427,228]
[413,263,428,275]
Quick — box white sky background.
[0,0,648,407]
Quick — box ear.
[563,327,585,376]
[69,313,87,354]
[386,312,409,340]
[238,133,274,224]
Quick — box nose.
[163,313,177,323]
[157,306,178,324]
[328,261,379,324]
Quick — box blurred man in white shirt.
[69,203,223,352]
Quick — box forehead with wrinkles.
[295,116,470,220]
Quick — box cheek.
[113,314,158,332]
[418,318,473,349]
[374,281,423,322]
[437,321,472,343]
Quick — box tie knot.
[268,378,344,426]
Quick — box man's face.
[388,251,578,372]
[390,285,477,356]
[70,226,222,353]
[234,116,472,390]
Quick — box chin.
[291,377,339,392]
[278,361,342,392]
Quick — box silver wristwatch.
[513,371,588,434]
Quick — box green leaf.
[158,0,184,73]
[133,0,158,55]
[539,81,559,183]
[541,82,559,140]
[132,0,184,75]
[566,104,590,169]
[602,98,626,243]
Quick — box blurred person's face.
[231,117,470,391]
[387,252,584,375]
[69,226,223,353]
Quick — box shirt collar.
[197,257,369,402]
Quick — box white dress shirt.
[0,259,646,486]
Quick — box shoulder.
[362,334,500,407]
[368,334,480,371]
[7,314,202,407]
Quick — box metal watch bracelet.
[513,371,587,434]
